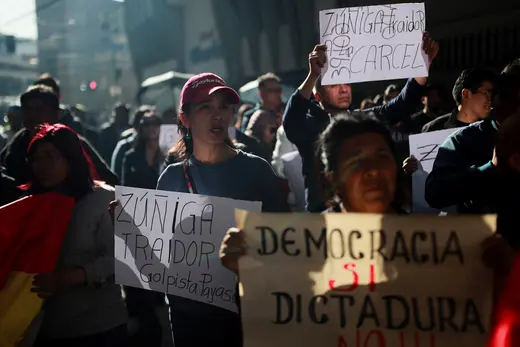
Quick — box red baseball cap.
[179,73,240,112]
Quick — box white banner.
[319,3,428,85]
[114,186,262,313]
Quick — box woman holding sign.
[220,113,513,321]
[157,73,288,347]
[221,112,407,274]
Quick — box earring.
[184,128,191,140]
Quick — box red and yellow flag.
[0,192,74,347]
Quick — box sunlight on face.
[334,133,397,213]
[185,90,234,145]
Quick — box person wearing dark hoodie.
[0,85,119,186]
[283,33,439,212]
[425,59,520,214]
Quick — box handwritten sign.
[114,186,261,313]
[319,3,428,85]
[409,128,460,213]
[159,125,180,153]
[409,128,459,173]
[237,211,495,347]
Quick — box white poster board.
[408,128,460,213]
[319,3,428,85]
[237,211,495,347]
[114,186,262,313]
[159,125,180,153]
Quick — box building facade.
[125,0,520,94]
[36,0,136,110]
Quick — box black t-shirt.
[410,111,442,133]
[422,110,470,133]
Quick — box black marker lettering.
[151,195,168,233]
[116,192,133,223]
[133,192,148,227]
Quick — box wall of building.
[36,0,137,110]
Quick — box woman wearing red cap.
[157,73,288,347]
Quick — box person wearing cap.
[157,73,288,347]
[98,103,131,164]
[0,85,119,186]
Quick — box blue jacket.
[282,78,424,212]
[425,119,498,214]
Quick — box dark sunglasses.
[141,118,162,127]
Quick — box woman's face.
[140,115,161,140]
[30,142,70,189]
[332,132,397,213]
[183,90,234,145]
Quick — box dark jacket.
[0,128,119,186]
[410,110,441,133]
[283,78,425,212]
[235,128,271,161]
[111,135,136,179]
[422,109,471,133]
[425,118,498,214]
[60,108,84,136]
[121,146,161,190]
[98,123,128,164]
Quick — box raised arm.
[283,44,331,147]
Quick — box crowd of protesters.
[0,30,519,347]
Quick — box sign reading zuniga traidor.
[237,211,495,347]
[319,3,428,85]
[114,186,261,313]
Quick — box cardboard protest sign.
[319,3,428,85]
[114,186,261,313]
[237,211,495,347]
[408,128,460,213]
